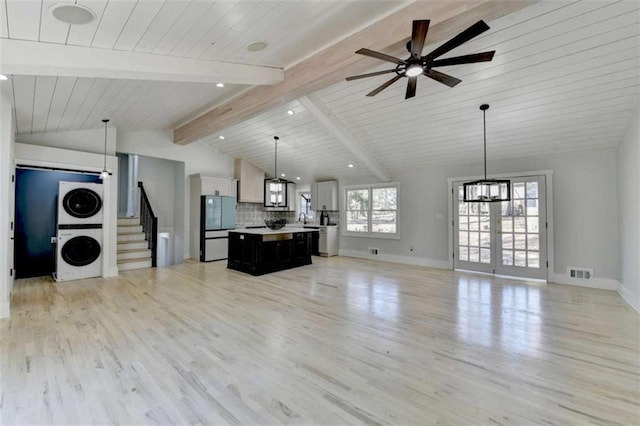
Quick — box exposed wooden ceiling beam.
[299,94,391,182]
[174,0,538,145]
[0,39,283,85]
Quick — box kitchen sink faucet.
[298,212,307,224]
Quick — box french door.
[453,176,547,280]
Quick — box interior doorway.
[452,175,548,280]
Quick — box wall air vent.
[568,267,593,280]
[368,247,379,255]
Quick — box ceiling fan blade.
[423,69,461,88]
[345,69,397,81]
[410,20,430,58]
[366,75,402,97]
[430,51,495,67]
[423,20,490,62]
[356,48,403,64]
[405,77,418,99]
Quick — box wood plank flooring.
[1,257,638,425]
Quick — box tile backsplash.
[236,203,296,226]
[236,203,340,226]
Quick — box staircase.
[117,217,152,271]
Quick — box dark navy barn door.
[15,168,101,279]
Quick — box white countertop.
[230,227,316,235]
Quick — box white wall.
[617,101,640,312]
[17,127,116,156]
[117,130,234,258]
[137,155,185,265]
[0,92,15,318]
[340,148,620,287]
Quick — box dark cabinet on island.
[227,228,315,275]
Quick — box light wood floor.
[1,257,638,425]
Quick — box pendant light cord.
[274,136,278,178]
[479,104,489,181]
[483,108,487,180]
[102,119,110,173]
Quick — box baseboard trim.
[339,249,450,270]
[104,266,119,277]
[0,301,10,319]
[548,273,619,291]
[617,283,640,314]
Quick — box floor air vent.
[568,267,593,279]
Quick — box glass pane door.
[495,176,547,279]
[453,185,494,273]
[453,176,547,280]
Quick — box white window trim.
[342,182,400,240]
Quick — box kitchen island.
[227,228,316,275]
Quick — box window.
[345,183,399,238]
[298,192,314,220]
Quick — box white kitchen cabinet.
[319,226,339,257]
[192,174,237,198]
[234,159,265,203]
[312,180,338,211]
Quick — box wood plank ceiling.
[199,0,640,182]
[3,1,639,183]
[3,0,407,132]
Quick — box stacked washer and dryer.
[55,181,104,282]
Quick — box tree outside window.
[345,184,399,237]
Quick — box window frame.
[342,182,400,239]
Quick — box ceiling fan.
[346,20,495,99]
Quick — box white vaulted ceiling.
[3,0,640,182]
[203,0,640,181]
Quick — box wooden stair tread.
[117,248,150,254]
[117,257,151,264]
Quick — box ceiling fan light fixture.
[50,3,95,25]
[405,64,423,77]
[463,104,510,203]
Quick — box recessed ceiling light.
[219,135,225,140]
[348,163,354,168]
[247,41,268,52]
[50,3,95,25]
[216,82,224,88]
[0,74,8,81]
[281,173,286,177]
[287,110,294,116]
[296,177,301,180]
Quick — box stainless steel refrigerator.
[200,195,236,261]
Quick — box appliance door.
[220,196,236,229]
[63,187,102,219]
[319,228,328,253]
[203,196,222,230]
[61,235,101,266]
[204,230,229,261]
